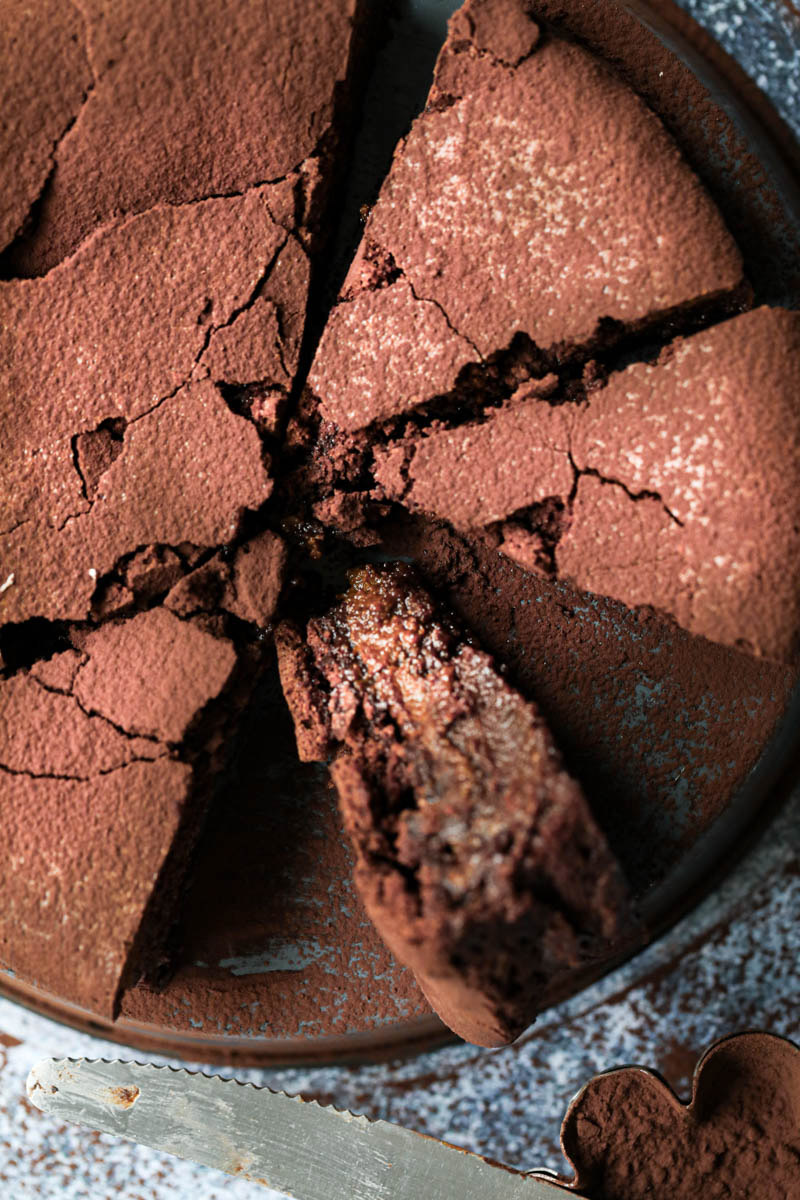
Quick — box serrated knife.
[26,1058,574,1198]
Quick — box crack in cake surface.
[1,0,366,276]
[0,0,374,1022]
[309,2,748,439]
[369,308,800,662]
[0,0,93,254]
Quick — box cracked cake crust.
[309,0,747,436]
[0,0,92,255]
[2,0,365,276]
[0,607,241,1016]
[374,307,800,663]
[0,0,372,1017]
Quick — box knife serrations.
[26,1058,571,1198]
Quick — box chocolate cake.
[0,610,239,1015]
[0,0,371,1017]
[277,562,632,1046]
[287,0,800,1043]
[0,0,92,256]
[1,0,367,274]
[1,0,798,1050]
[307,1,800,669]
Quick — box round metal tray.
[2,0,799,1066]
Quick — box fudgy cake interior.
[278,563,632,1045]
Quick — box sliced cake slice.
[277,563,634,1045]
[308,0,746,436]
[0,608,247,1017]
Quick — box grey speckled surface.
[681,0,800,128]
[1,2,799,1197]
[2,790,798,1197]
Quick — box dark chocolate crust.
[279,563,633,1046]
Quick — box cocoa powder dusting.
[560,1033,800,1199]
[3,0,798,1066]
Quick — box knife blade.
[27,1058,572,1198]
